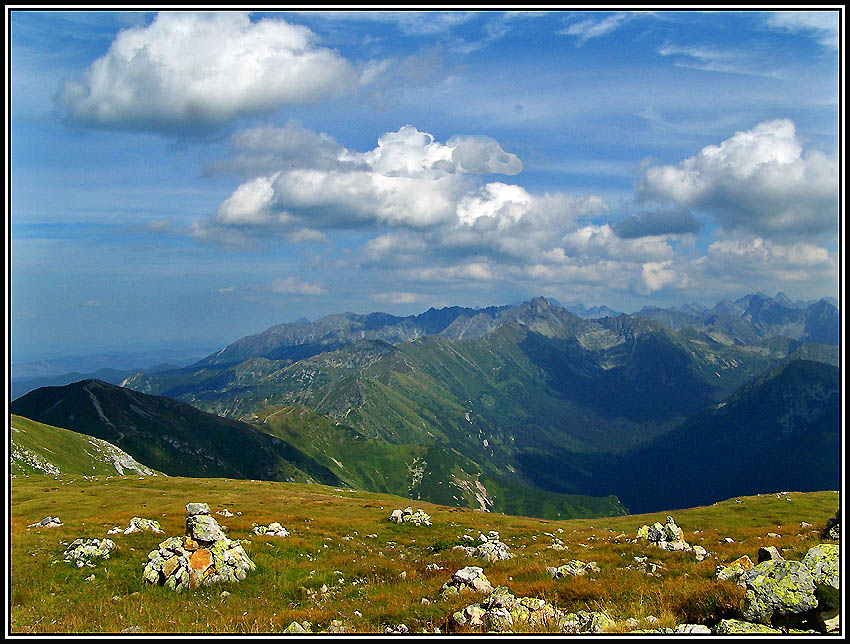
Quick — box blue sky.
[9,10,842,362]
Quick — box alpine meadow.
[7,9,842,636]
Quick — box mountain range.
[10,292,840,518]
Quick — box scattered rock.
[283,621,310,633]
[84,574,95,583]
[142,502,255,592]
[440,566,493,598]
[693,545,708,562]
[714,619,781,634]
[546,560,600,578]
[757,546,784,563]
[216,509,234,517]
[388,507,431,526]
[28,516,62,528]
[107,516,164,536]
[715,555,754,582]
[63,538,116,568]
[252,522,290,537]
[635,516,691,551]
[452,531,513,562]
[675,624,711,633]
[822,510,839,540]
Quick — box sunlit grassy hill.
[10,473,838,634]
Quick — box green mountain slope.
[10,380,343,486]
[10,414,162,477]
[604,360,840,513]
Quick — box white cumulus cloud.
[59,12,360,131]
[637,119,838,238]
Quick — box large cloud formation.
[59,12,360,131]
[192,119,836,302]
[637,119,838,238]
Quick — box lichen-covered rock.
[558,610,614,634]
[483,607,513,632]
[547,560,600,578]
[63,538,116,567]
[738,559,818,625]
[693,545,708,562]
[675,624,711,633]
[283,621,311,633]
[187,514,226,542]
[108,516,164,535]
[716,555,754,582]
[185,502,210,516]
[822,510,839,540]
[441,566,493,598]
[452,532,512,562]
[636,516,691,551]
[388,507,431,526]
[452,604,485,627]
[802,543,839,610]
[714,619,782,634]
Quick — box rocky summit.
[142,502,255,592]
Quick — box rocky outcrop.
[142,502,255,592]
[27,516,62,528]
[802,543,839,610]
[388,507,432,526]
[63,538,116,567]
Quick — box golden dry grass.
[9,473,839,634]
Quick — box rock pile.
[63,538,116,567]
[716,542,839,633]
[547,560,600,578]
[451,585,614,634]
[252,522,290,537]
[452,531,513,562]
[107,517,163,535]
[635,516,691,551]
[388,507,432,526]
[28,516,62,528]
[142,502,255,592]
[440,566,493,599]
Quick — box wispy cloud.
[269,276,327,296]
[765,11,839,50]
[656,43,783,79]
[558,12,634,44]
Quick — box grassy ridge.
[10,474,838,634]
[10,415,161,477]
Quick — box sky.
[8,9,843,363]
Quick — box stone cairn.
[252,522,290,537]
[142,502,255,592]
[388,506,432,526]
[107,516,164,535]
[635,516,692,552]
[453,531,513,562]
[63,538,116,568]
